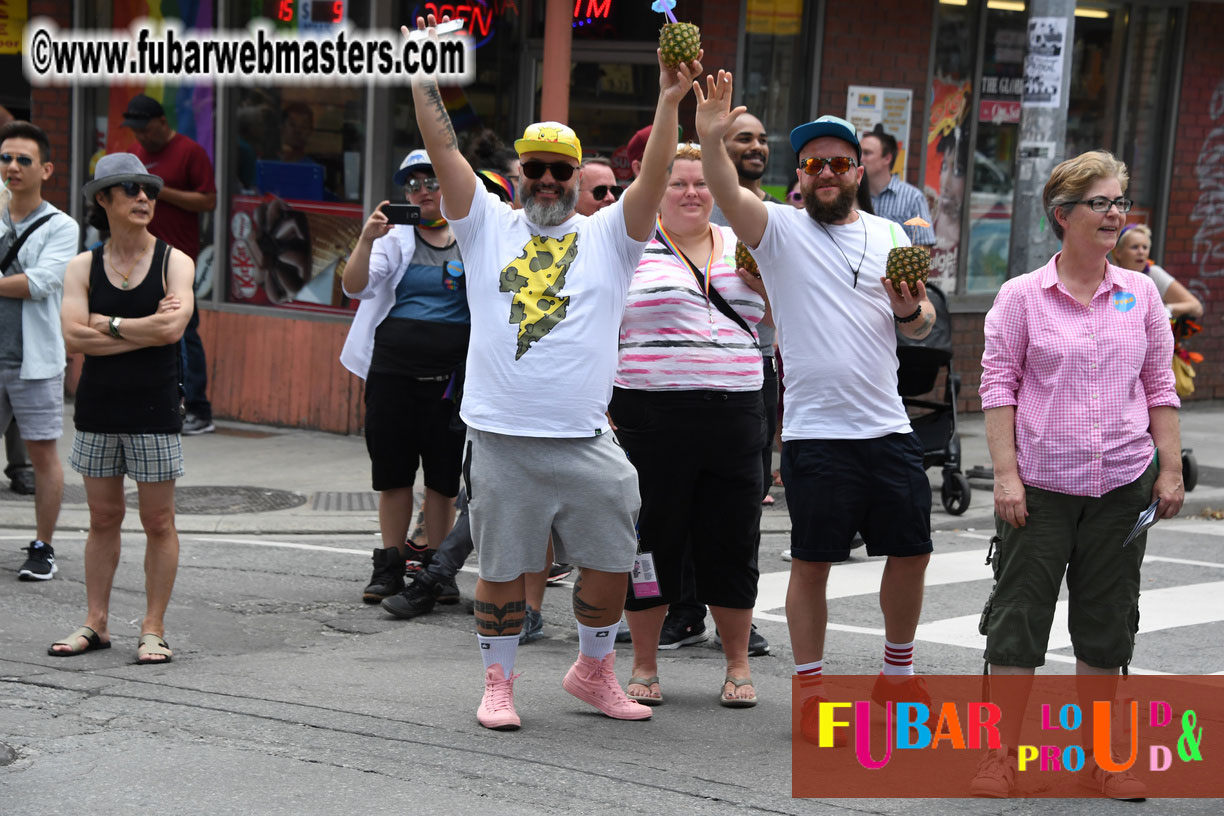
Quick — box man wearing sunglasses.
[0,121,80,583]
[696,82,938,732]
[406,13,701,731]
[123,94,217,437]
[575,157,621,217]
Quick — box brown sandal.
[48,626,111,657]
[720,675,758,708]
[627,675,663,706]
[136,633,173,665]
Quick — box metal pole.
[1007,0,1076,279]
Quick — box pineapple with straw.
[654,0,700,68]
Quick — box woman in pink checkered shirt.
[972,151,1184,799]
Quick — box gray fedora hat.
[82,153,164,200]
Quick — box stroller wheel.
[941,472,971,516]
[1183,450,1198,492]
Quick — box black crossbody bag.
[658,228,759,348]
[0,214,57,275]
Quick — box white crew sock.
[577,621,618,660]
[883,639,915,676]
[477,634,519,675]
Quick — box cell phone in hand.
[381,204,422,225]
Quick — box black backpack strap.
[0,213,57,275]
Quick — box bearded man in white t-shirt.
[694,72,939,738]
[406,14,702,732]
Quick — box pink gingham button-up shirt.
[980,255,1178,497]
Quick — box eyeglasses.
[788,191,803,203]
[1069,196,1133,213]
[112,181,159,200]
[0,153,35,167]
[404,177,440,194]
[589,184,623,201]
[521,160,577,182]
[799,156,856,176]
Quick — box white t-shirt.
[444,187,649,437]
[751,206,913,440]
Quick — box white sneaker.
[780,549,792,562]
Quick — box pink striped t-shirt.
[616,225,765,391]
[980,254,1179,497]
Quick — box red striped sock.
[883,640,915,676]
[796,660,824,700]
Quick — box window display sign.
[0,0,26,54]
[846,85,913,176]
[229,194,362,313]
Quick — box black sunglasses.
[521,160,577,182]
[799,156,856,175]
[589,184,623,201]
[112,181,160,200]
[0,153,35,167]
[405,177,440,193]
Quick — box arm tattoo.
[571,573,608,623]
[423,84,459,152]
[474,599,526,636]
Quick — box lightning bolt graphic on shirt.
[498,232,579,360]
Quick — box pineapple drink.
[653,1,700,68]
[885,218,931,296]
[734,240,758,278]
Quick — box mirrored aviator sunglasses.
[521,160,576,182]
[590,184,623,201]
[115,181,160,200]
[405,177,440,193]
[799,156,856,175]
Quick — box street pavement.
[2,402,1223,814]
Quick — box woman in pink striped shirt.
[973,151,1183,799]
[610,144,766,708]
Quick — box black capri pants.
[364,370,463,496]
[609,387,764,611]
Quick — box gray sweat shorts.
[463,428,641,582]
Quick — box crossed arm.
[61,247,195,356]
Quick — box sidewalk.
[1,400,1221,537]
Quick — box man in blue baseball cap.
[695,74,937,740]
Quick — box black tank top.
[74,239,183,433]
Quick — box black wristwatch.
[108,315,124,338]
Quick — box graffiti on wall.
[1191,78,1224,280]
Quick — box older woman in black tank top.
[49,154,194,666]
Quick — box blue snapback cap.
[789,115,861,161]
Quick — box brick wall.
[1164,1,1224,401]
[27,0,72,212]
[819,0,933,190]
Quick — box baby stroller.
[895,283,971,514]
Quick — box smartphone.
[381,203,422,226]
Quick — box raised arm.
[694,71,768,248]
[619,50,703,241]
[342,202,392,296]
[404,15,476,220]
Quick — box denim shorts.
[70,431,185,482]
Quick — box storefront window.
[928,0,976,292]
[965,4,1025,294]
[740,0,812,195]
[1117,4,1181,232]
[223,1,369,315]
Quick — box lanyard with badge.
[654,215,757,345]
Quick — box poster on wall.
[229,195,362,314]
[0,0,26,54]
[1023,17,1066,108]
[846,86,913,176]
[924,77,971,289]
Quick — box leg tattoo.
[571,572,608,623]
[474,598,526,636]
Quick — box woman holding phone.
[340,149,470,604]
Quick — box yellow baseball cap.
[514,122,582,162]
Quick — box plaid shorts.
[69,431,185,482]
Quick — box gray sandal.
[627,675,663,706]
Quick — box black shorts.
[364,370,463,495]
[610,387,764,611]
[782,432,933,563]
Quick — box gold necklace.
[108,238,151,289]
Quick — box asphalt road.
[3,517,1224,815]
